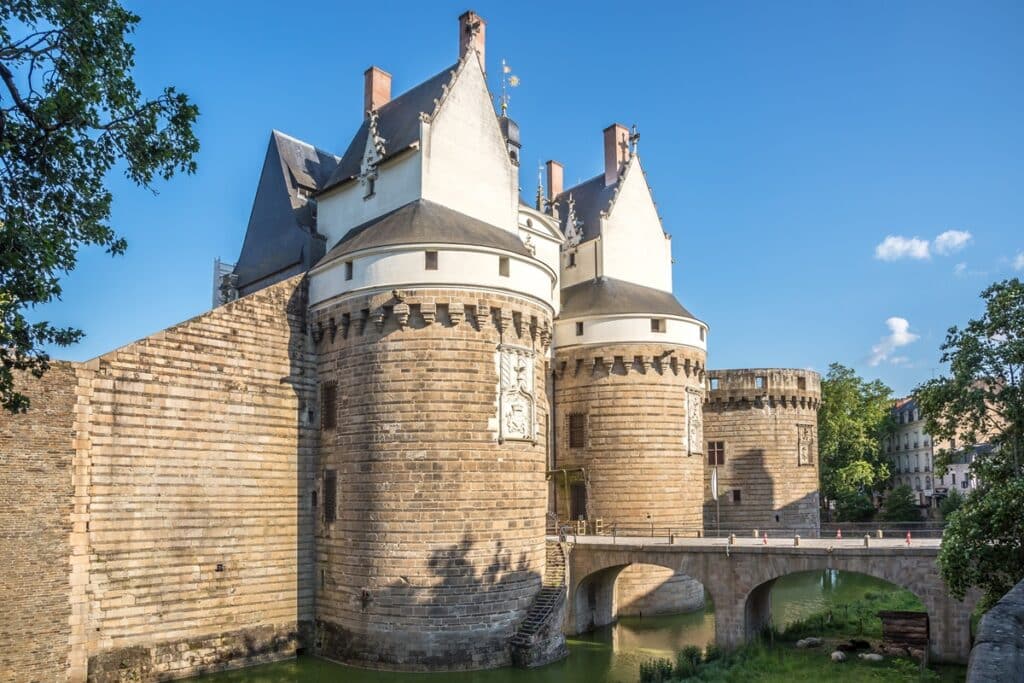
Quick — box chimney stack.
[458,10,486,73]
[603,123,629,187]
[546,160,563,203]
[363,66,392,118]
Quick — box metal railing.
[548,518,946,542]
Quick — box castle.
[0,11,820,681]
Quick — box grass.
[775,587,925,641]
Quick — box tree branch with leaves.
[0,0,198,412]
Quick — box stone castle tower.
[544,129,709,615]
[1,10,822,681]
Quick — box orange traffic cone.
[837,528,843,540]
[763,531,768,545]
[906,531,912,546]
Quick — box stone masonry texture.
[1,363,77,683]
[703,369,822,534]
[310,289,552,671]
[553,343,707,616]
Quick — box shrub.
[704,643,722,662]
[639,657,675,682]
[675,645,703,677]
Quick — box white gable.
[599,157,673,293]
[420,56,517,232]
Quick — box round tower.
[308,201,559,670]
[552,278,709,615]
[703,368,822,534]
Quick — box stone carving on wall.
[686,388,703,455]
[564,194,583,247]
[498,344,536,442]
[359,110,387,192]
[797,424,815,465]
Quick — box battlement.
[706,368,821,409]
[309,288,552,351]
[553,343,706,382]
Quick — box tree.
[938,488,964,520]
[879,484,920,522]
[1,0,199,413]
[818,363,894,519]
[915,278,1024,608]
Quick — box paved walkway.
[552,533,941,550]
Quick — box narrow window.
[344,260,353,281]
[575,321,584,336]
[323,470,337,523]
[499,256,510,277]
[311,490,317,509]
[707,441,725,466]
[570,482,587,521]
[568,413,586,448]
[425,250,438,270]
[710,378,720,390]
[700,327,706,341]
[364,177,375,198]
[650,318,665,333]
[797,376,807,390]
[732,489,742,503]
[568,252,577,267]
[755,376,765,389]
[321,382,337,430]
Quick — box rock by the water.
[795,637,823,649]
[858,653,884,662]
[831,651,847,662]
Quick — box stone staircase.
[510,541,569,667]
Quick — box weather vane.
[499,59,520,116]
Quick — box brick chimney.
[458,10,486,73]
[363,66,392,118]
[603,123,629,186]
[546,160,563,203]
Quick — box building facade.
[1,10,821,680]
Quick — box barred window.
[323,470,337,523]
[321,382,337,430]
[707,441,725,466]
[569,413,586,448]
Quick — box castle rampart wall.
[703,369,821,534]
[311,288,552,671]
[1,363,78,682]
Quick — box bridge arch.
[565,541,979,663]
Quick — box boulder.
[859,653,884,662]
[831,651,847,662]
[795,637,823,649]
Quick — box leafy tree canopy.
[878,484,920,522]
[938,488,964,520]
[916,278,1024,608]
[1,0,198,412]
[818,362,894,513]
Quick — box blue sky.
[35,1,1024,396]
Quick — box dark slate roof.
[320,63,458,194]
[559,277,697,320]
[233,131,339,293]
[554,174,617,243]
[318,199,531,266]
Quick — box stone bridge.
[564,535,978,663]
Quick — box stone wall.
[967,578,1024,682]
[77,275,315,680]
[553,343,707,616]
[703,369,821,534]
[0,363,78,683]
[310,289,552,671]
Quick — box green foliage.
[778,586,924,642]
[879,485,921,522]
[675,645,704,678]
[703,643,722,663]
[818,363,894,507]
[835,490,876,522]
[938,488,964,520]
[915,278,1024,607]
[639,657,676,682]
[0,0,199,412]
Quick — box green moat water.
[192,571,913,683]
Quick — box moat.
[193,570,956,683]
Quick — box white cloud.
[874,236,931,261]
[953,262,967,277]
[934,229,972,255]
[868,317,919,367]
[1014,252,1024,271]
